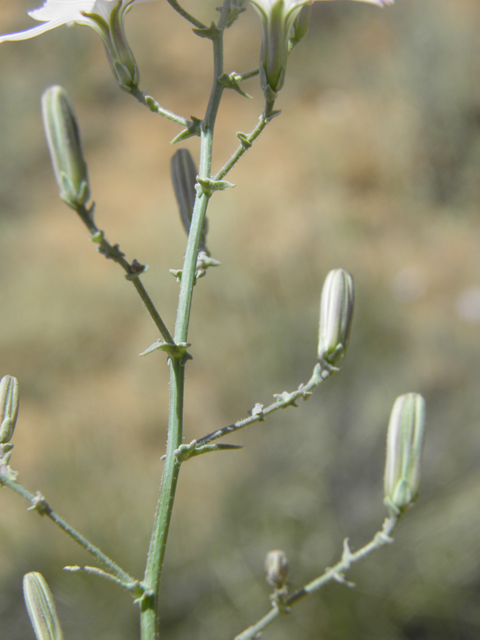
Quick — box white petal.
[0,18,67,43]
[28,0,98,22]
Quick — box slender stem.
[235,69,260,82]
[196,362,335,447]
[141,359,184,640]
[214,114,269,181]
[129,278,175,346]
[166,0,206,29]
[76,205,174,346]
[234,516,399,640]
[130,88,191,127]
[140,5,232,640]
[64,565,144,595]
[0,473,135,585]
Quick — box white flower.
[249,0,393,109]
[0,0,151,43]
[252,0,392,8]
[0,0,155,91]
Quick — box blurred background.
[0,0,480,638]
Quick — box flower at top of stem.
[0,0,150,43]
[318,268,354,367]
[0,0,155,91]
[248,0,393,109]
[265,549,289,589]
[384,393,426,516]
[42,85,91,210]
[0,375,20,445]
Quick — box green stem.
[130,88,191,127]
[234,516,399,640]
[140,4,232,640]
[196,362,335,447]
[0,473,135,585]
[235,68,260,82]
[76,206,174,346]
[141,359,184,640]
[166,0,206,29]
[129,277,175,346]
[214,114,269,181]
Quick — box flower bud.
[265,549,289,588]
[0,375,19,444]
[23,572,64,640]
[41,86,90,210]
[85,1,140,93]
[249,0,309,104]
[170,149,208,251]
[384,393,426,515]
[318,269,354,366]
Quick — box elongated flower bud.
[318,269,354,366]
[0,375,19,444]
[84,1,140,93]
[250,0,309,107]
[41,86,90,210]
[384,393,426,515]
[170,149,208,251]
[265,549,289,588]
[23,572,64,640]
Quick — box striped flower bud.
[23,572,64,640]
[170,149,207,251]
[265,549,289,588]
[318,269,354,366]
[248,0,393,108]
[0,375,19,444]
[41,85,90,210]
[384,393,426,515]
[249,0,308,106]
[84,1,140,93]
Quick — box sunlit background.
[1,1,480,638]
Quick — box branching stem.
[234,516,399,640]
[196,361,336,447]
[75,205,174,346]
[0,473,135,586]
[166,0,206,29]
[130,88,191,127]
[140,3,233,639]
[214,113,270,181]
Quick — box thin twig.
[234,516,399,640]
[0,474,136,586]
[196,362,335,447]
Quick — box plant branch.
[214,113,271,181]
[166,0,206,29]
[74,205,175,346]
[234,516,399,640]
[235,68,260,82]
[64,565,145,597]
[0,473,135,586]
[130,88,192,127]
[196,361,336,447]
